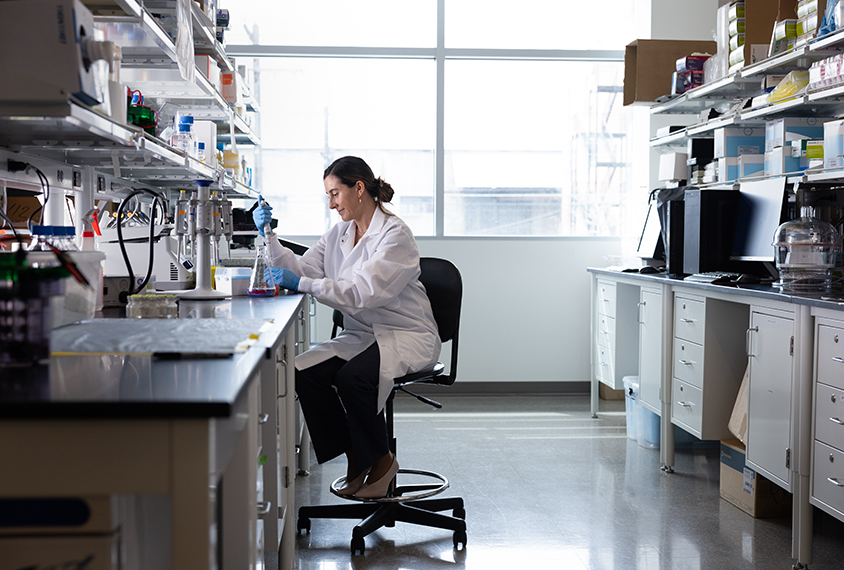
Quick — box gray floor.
[277,394,844,570]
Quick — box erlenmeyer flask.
[247,238,277,296]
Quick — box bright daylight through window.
[225,0,634,237]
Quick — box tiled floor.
[276,394,844,570]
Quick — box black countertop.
[0,295,306,419]
[587,267,844,312]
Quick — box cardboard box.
[658,152,688,182]
[766,117,827,151]
[740,154,765,178]
[718,157,739,182]
[765,146,801,176]
[720,439,792,518]
[624,39,717,106]
[728,366,749,443]
[824,118,844,170]
[714,127,764,158]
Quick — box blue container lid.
[178,115,194,124]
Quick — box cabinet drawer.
[813,440,844,515]
[817,324,844,391]
[596,281,616,317]
[815,383,844,449]
[675,296,705,344]
[672,378,703,436]
[597,346,614,382]
[673,338,704,389]
[596,314,615,349]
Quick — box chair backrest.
[419,257,462,385]
[332,257,462,383]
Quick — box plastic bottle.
[27,225,54,251]
[175,123,196,158]
[59,226,79,251]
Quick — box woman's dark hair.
[324,156,394,213]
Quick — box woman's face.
[324,175,361,222]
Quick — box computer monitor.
[636,201,665,260]
[730,178,787,262]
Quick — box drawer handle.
[678,360,695,366]
[680,318,695,323]
[830,417,844,426]
[257,501,272,515]
[832,357,844,364]
[677,401,693,408]
[827,477,844,487]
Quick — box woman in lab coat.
[254,156,441,499]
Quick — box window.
[225,1,631,237]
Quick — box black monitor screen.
[730,178,787,262]
[636,201,664,259]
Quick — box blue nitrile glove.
[264,267,300,292]
[252,195,273,236]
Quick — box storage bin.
[638,404,661,449]
[623,376,639,441]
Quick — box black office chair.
[297,257,467,555]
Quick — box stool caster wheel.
[453,529,467,549]
[453,507,466,519]
[351,536,366,555]
[297,517,310,534]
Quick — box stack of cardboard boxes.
[764,117,827,175]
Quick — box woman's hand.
[264,266,300,292]
[252,195,274,236]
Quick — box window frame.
[227,0,624,237]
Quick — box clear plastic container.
[773,213,841,291]
[126,294,178,318]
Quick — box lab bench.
[588,267,844,570]
[0,293,307,570]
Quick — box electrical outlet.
[56,169,65,183]
[97,175,105,193]
[72,170,82,188]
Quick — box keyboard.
[684,272,742,283]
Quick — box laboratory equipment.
[0,252,68,365]
[0,0,112,108]
[80,207,101,251]
[773,209,841,291]
[169,180,230,299]
[248,201,277,296]
[99,225,194,292]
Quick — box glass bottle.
[247,202,277,296]
[248,237,277,297]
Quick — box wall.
[304,236,622,386]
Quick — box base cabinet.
[747,307,795,491]
[638,287,663,412]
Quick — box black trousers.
[296,342,388,473]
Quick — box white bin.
[623,376,639,441]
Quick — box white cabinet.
[670,293,748,440]
[746,306,795,490]
[594,279,639,390]
[811,320,844,520]
[638,287,663,413]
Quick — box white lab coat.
[266,207,441,412]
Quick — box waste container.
[623,376,639,441]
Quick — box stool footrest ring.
[330,468,449,503]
